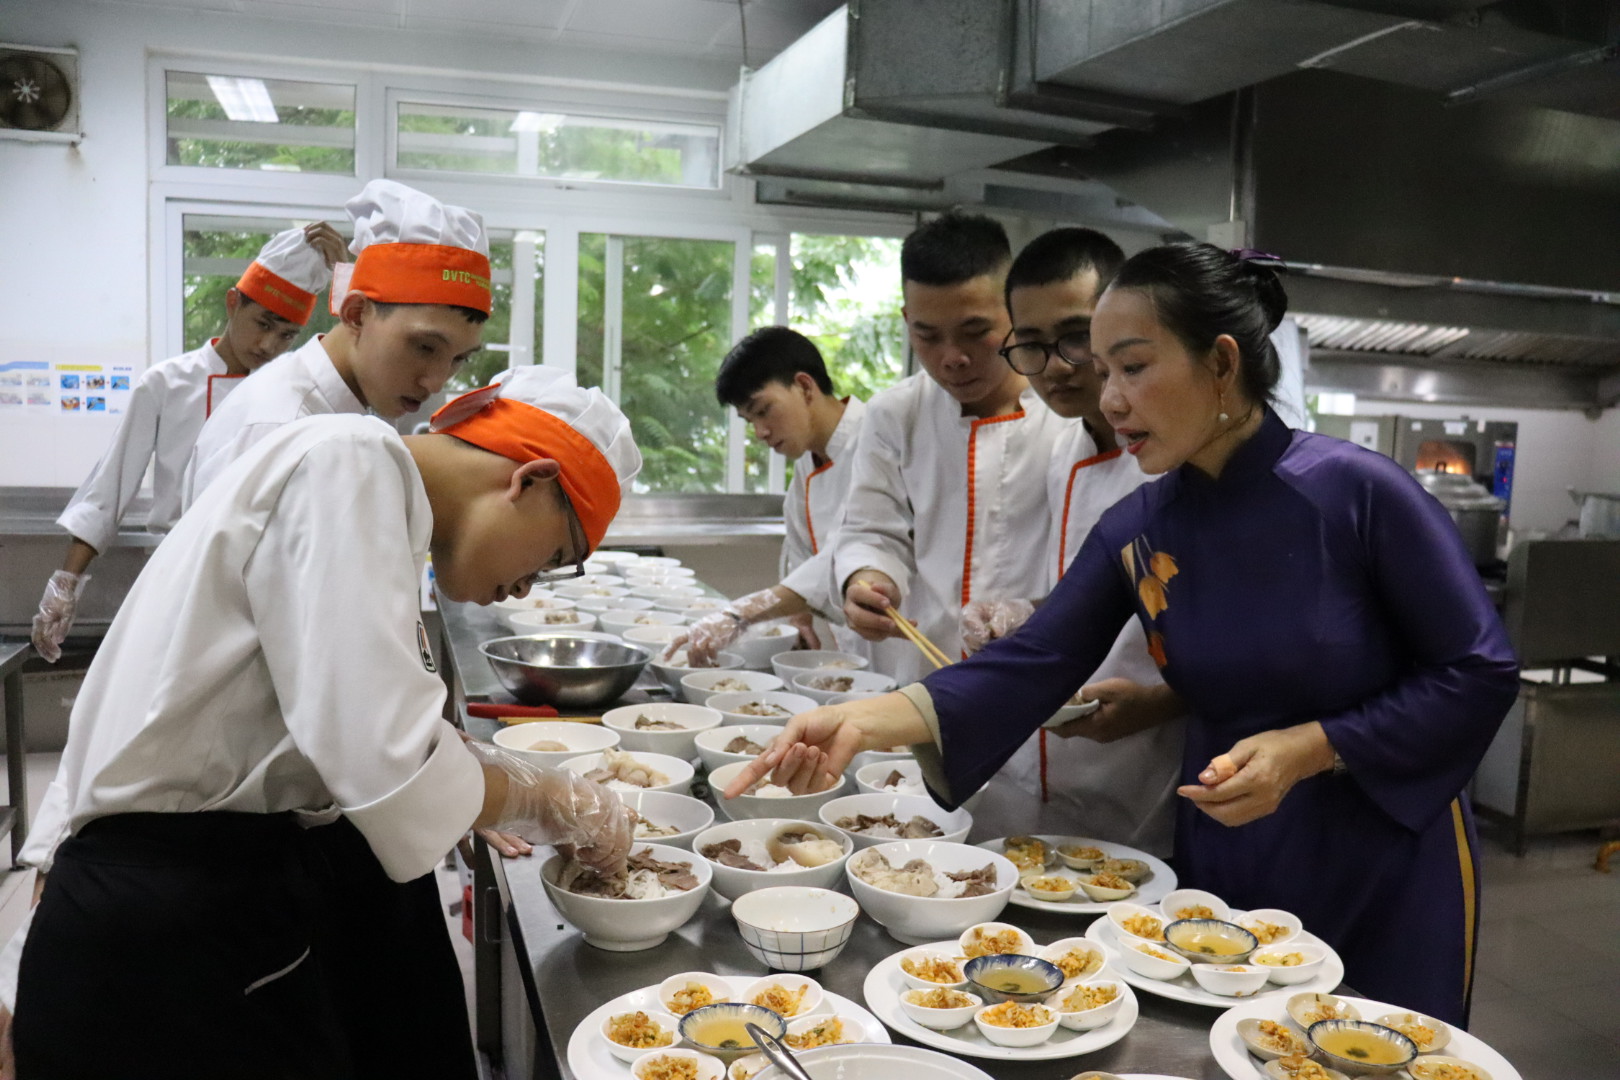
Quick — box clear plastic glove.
[960,598,1035,655]
[464,740,632,877]
[666,588,778,667]
[31,570,88,664]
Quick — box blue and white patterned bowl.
[730,886,859,972]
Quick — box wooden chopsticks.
[883,604,952,671]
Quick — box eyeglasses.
[529,493,589,587]
[998,330,1095,376]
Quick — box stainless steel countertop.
[0,641,31,680]
[439,597,1242,1080]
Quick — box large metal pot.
[1415,472,1504,566]
[1570,489,1620,538]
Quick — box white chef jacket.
[1038,421,1182,856]
[21,416,483,883]
[55,340,245,552]
[778,398,867,656]
[184,335,364,507]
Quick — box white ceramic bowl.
[1106,902,1168,945]
[1264,1062,1348,1080]
[1052,978,1127,1031]
[505,609,598,634]
[898,987,983,1031]
[631,555,685,569]
[1161,888,1232,924]
[620,789,715,850]
[1236,908,1303,947]
[577,573,626,587]
[635,584,704,601]
[846,748,915,777]
[496,594,573,624]
[739,973,823,1019]
[731,886,860,972]
[784,1012,867,1050]
[540,842,711,951]
[490,721,620,768]
[707,691,818,726]
[631,1048,724,1080]
[1236,1016,1310,1062]
[895,947,971,992]
[1116,939,1190,981]
[856,759,928,797]
[958,922,1037,960]
[600,609,685,635]
[1039,938,1108,984]
[1373,1011,1452,1055]
[657,972,734,1016]
[576,595,636,614]
[651,651,745,698]
[678,601,728,618]
[600,1008,680,1063]
[1076,874,1136,902]
[1406,1056,1489,1080]
[623,625,688,652]
[682,669,784,707]
[1189,963,1269,997]
[556,583,630,601]
[710,762,848,822]
[590,550,641,567]
[1251,942,1328,985]
[817,793,972,849]
[792,668,897,706]
[845,841,1017,945]
[1021,876,1078,903]
[972,1003,1058,1048]
[1285,992,1361,1029]
[691,818,852,901]
[602,703,722,758]
[728,625,802,669]
[770,650,870,682]
[694,724,785,773]
[563,750,696,795]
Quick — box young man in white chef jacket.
[831,212,1074,829]
[672,326,870,664]
[6,368,641,1079]
[184,178,489,503]
[962,226,1185,856]
[28,223,344,662]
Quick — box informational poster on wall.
[0,356,137,416]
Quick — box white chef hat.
[344,179,493,315]
[429,367,642,552]
[234,227,334,326]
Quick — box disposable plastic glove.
[31,570,88,664]
[960,598,1036,655]
[463,740,632,877]
[664,588,779,666]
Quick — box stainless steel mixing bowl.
[480,635,652,708]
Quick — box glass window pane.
[448,230,546,392]
[181,214,343,351]
[396,102,720,188]
[166,72,356,173]
[578,234,735,493]
[742,241,779,494]
[790,234,907,403]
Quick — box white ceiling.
[91,0,844,65]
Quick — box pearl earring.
[1217,390,1229,424]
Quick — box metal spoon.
[745,1022,813,1080]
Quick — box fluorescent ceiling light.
[509,111,565,134]
[207,76,279,123]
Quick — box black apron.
[15,813,475,1080]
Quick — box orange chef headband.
[236,262,317,325]
[348,243,493,315]
[431,396,620,552]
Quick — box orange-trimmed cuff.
[349,243,493,315]
[237,262,317,325]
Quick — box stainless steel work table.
[438,598,1244,1080]
[0,640,32,865]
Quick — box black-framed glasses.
[529,493,589,586]
[998,330,1094,376]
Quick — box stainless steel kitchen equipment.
[1414,472,1508,568]
[1392,417,1519,518]
[480,634,651,708]
[1473,538,1620,852]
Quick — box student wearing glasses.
[5,368,641,1079]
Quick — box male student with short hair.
[29,223,343,662]
[675,326,869,663]
[10,366,641,1079]
[963,226,1185,855]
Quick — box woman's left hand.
[1177,722,1336,827]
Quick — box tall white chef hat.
[430,367,642,552]
[344,179,492,315]
[235,227,334,326]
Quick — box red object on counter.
[465,703,557,719]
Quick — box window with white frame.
[165,72,357,174]
[394,100,720,188]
